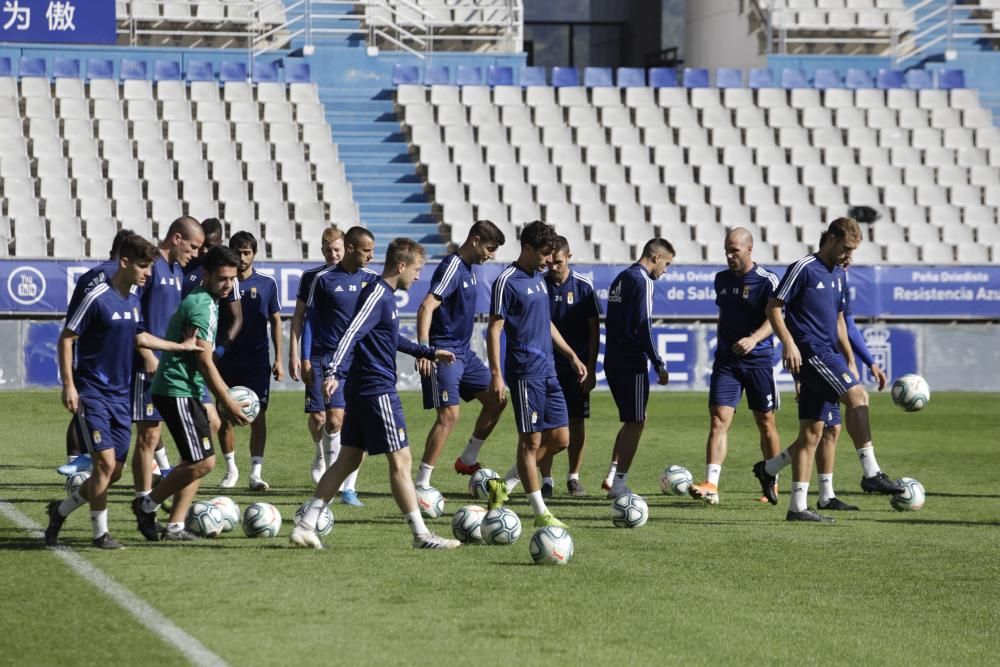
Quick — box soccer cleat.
[759,482,779,503]
[158,466,173,478]
[56,454,92,476]
[160,527,199,541]
[310,455,326,484]
[339,490,364,507]
[861,472,904,495]
[413,532,461,550]
[453,458,482,476]
[486,478,509,510]
[566,479,586,497]
[533,511,568,529]
[817,497,860,511]
[786,508,835,523]
[540,481,553,499]
[289,525,325,550]
[689,481,720,505]
[131,498,160,542]
[220,471,239,489]
[44,501,67,547]
[752,461,779,505]
[248,475,270,492]
[93,533,125,550]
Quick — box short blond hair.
[321,226,344,245]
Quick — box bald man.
[689,228,782,505]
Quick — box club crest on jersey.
[742,286,750,299]
[146,403,154,416]
[567,291,574,304]
[441,390,448,402]
[251,287,257,299]
[133,307,140,321]
[202,437,211,450]
[531,411,538,424]
[398,427,406,442]
[92,430,102,444]
[842,372,853,384]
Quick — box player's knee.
[436,407,460,429]
[489,392,508,413]
[844,385,869,409]
[109,464,124,484]
[94,456,115,477]
[753,410,776,431]
[191,457,215,478]
[709,413,729,434]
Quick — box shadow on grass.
[865,517,1000,528]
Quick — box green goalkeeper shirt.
[151,287,219,398]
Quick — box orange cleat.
[454,458,482,476]
[689,481,720,505]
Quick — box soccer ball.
[481,507,522,545]
[891,374,931,412]
[242,502,282,537]
[416,486,445,519]
[294,501,335,537]
[890,477,926,511]
[529,526,574,565]
[660,465,693,495]
[64,470,90,495]
[451,504,487,544]
[468,468,500,501]
[228,385,261,423]
[209,496,240,532]
[610,493,649,528]
[185,500,226,538]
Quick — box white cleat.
[310,455,326,484]
[289,526,325,549]
[220,471,239,488]
[413,532,461,550]
[248,475,270,492]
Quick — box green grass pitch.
[1,390,998,665]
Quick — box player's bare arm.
[137,346,159,374]
[486,315,506,403]
[733,319,773,357]
[415,292,442,377]
[217,297,243,352]
[288,299,307,381]
[57,329,79,413]
[836,311,858,378]
[134,331,199,353]
[550,322,587,384]
[270,311,285,382]
[766,297,800,374]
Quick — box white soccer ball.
[294,501,335,537]
[468,468,500,501]
[185,500,226,538]
[660,465,693,495]
[890,477,926,511]
[242,502,282,537]
[65,470,90,495]
[209,496,240,532]
[228,385,261,423]
[529,526,574,565]
[416,486,445,519]
[610,493,649,528]
[451,504,487,544]
[481,507,522,545]
[891,374,931,412]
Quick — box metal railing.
[893,0,1000,67]
[755,0,908,57]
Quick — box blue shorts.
[606,368,649,423]
[131,371,163,422]
[798,348,857,422]
[420,347,490,409]
[709,363,779,413]
[557,371,590,420]
[341,392,409,455]
[75,395,132,462]
[219,361,271,410]
[509,376,568,434]
[305,356,345,413]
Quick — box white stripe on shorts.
[808,356,846,397]
[177,398,203,462]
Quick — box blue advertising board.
[0,0,115,44]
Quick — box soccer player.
[44,235,199,548]
[600,238,674,499]
[131,217,203,510]
[537,236,601,498]
[290,238,459,550]
[752,217,900,523]
[484,221,588,529]
[689,228,781,505]
[132,246,251,541]
[217,232,284,490]
[305,226,378,506]
[413,220,507,492]
[288,226,344,483]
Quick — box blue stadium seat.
[219,61,247,82]
[253,61,279,82]
[19,57,46,77]
[424,65,450,85]
[903,69,933,89]
[748,68,773,88]
[487,65,513,86]
[456,65,482,85]
[716,68,742,88]
[392,64,420,85]
[0,57,10,77]
[286,60,311,83]
[616,67,645,87]
[87,59,114,80]
[186,60,214,81]
[520,66,547,86]
[154,60,181,81]
[683,68,709,88]
[813,68,842,89]
[552,67,579,87]
[648,67,677,88]
[876,69,904,89]
[781,68,808,89]
[53,58,80,79]
[938,69,965,89]
[584,67,613,87]
[120,59,147,80]
[844,68,873,89]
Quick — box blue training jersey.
[773,253,846,354]
[297,263,336,362]
[66,282,144,401]
[546,270,601,376]
[67,259,119,319]
[604,263,665,373]
[714,264,779,369]
[490,263,555,380]
[428,253,479,350]
[134,255,183,368]
[220,270,280,363]
[324,276,434,396]
[308,263,378,359]
[182,257,204,298]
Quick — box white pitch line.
[0,499,228,667]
